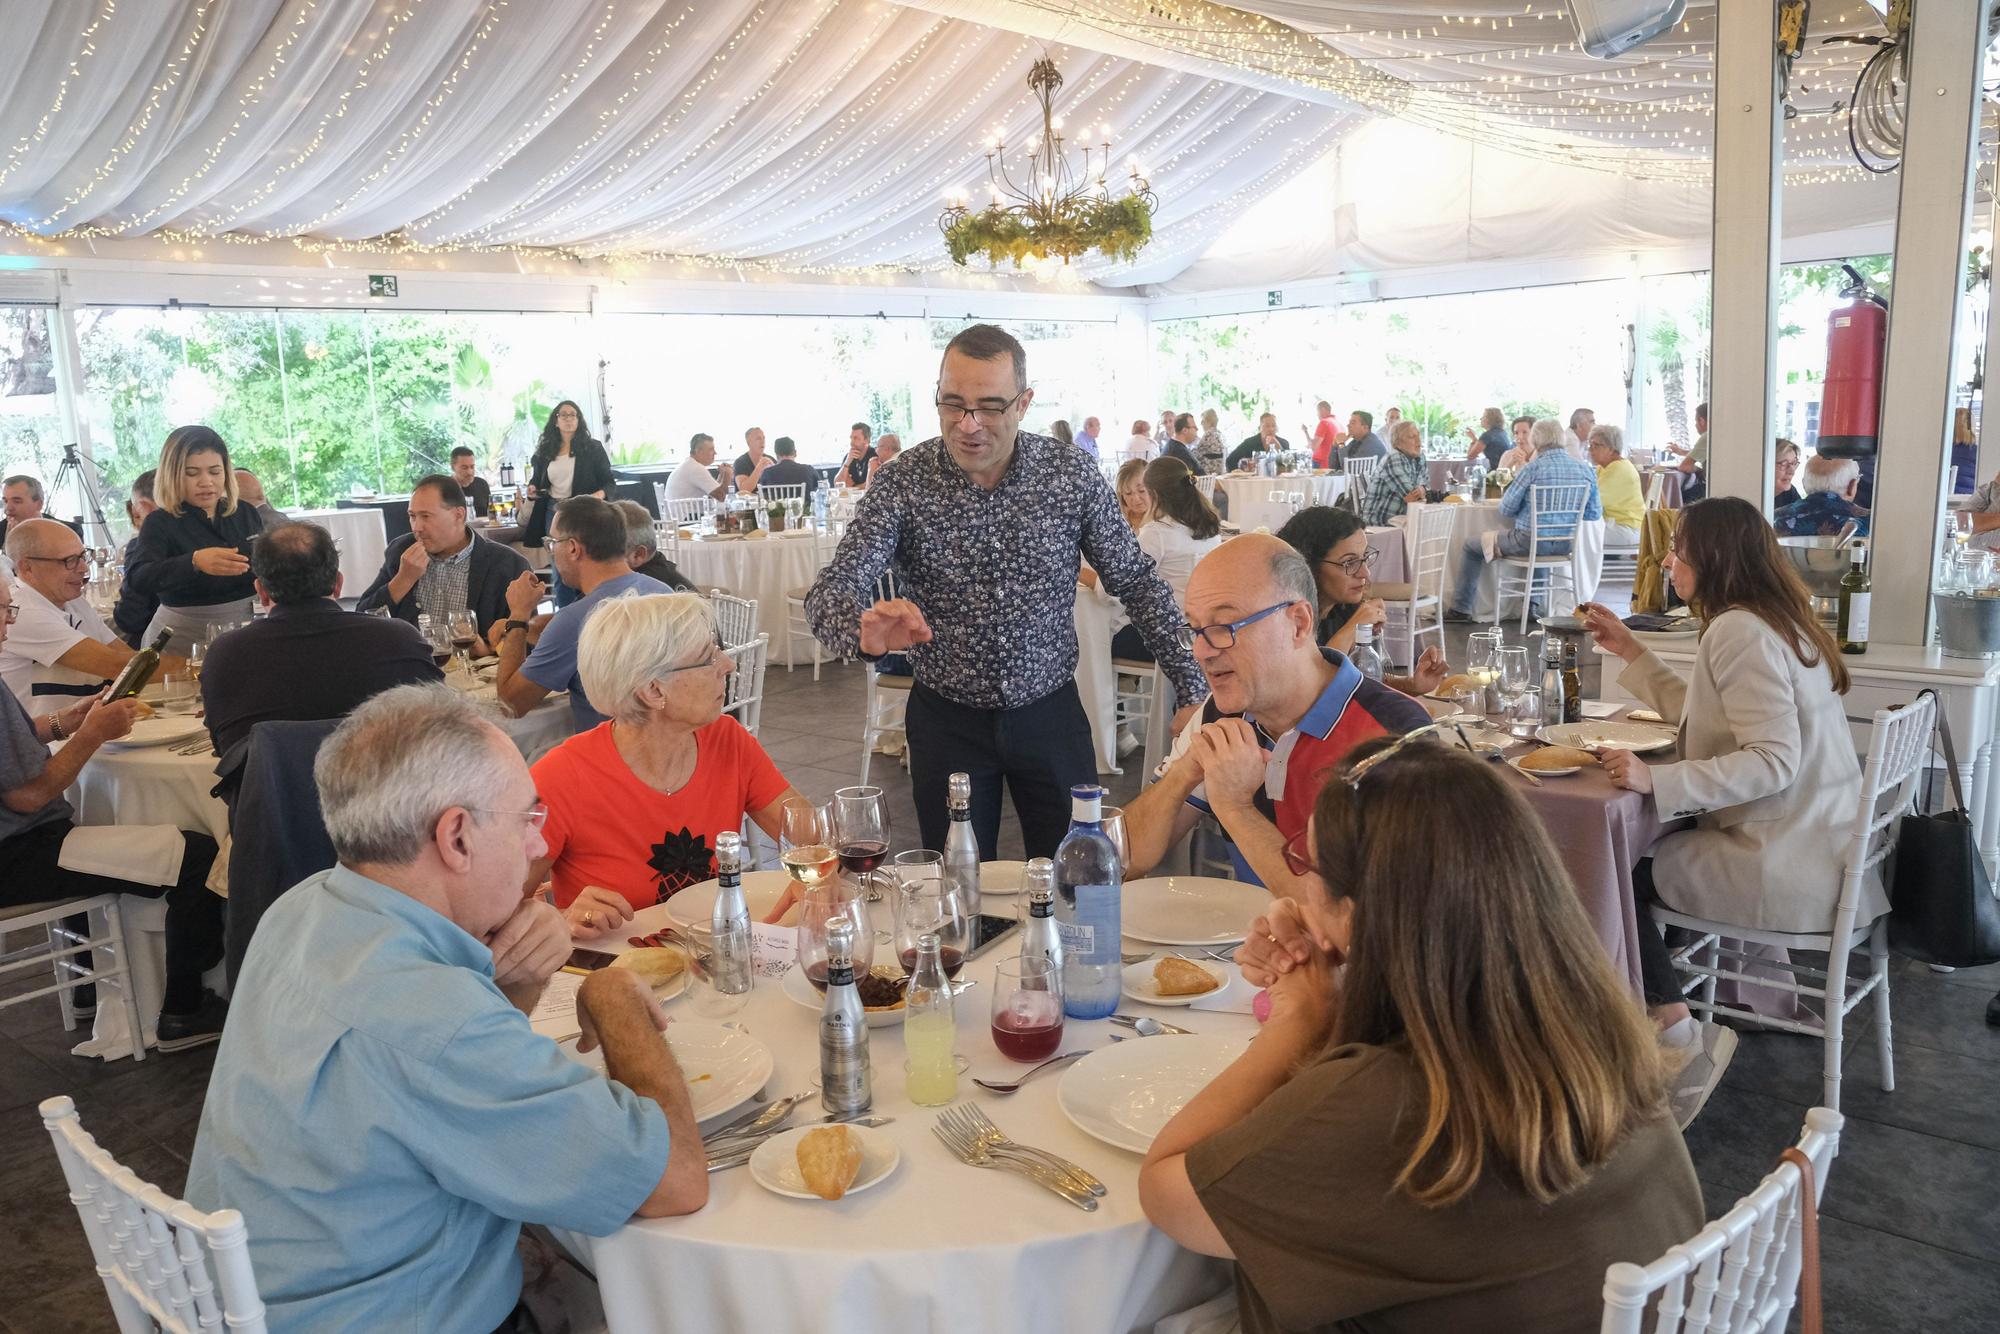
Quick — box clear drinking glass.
[990,956,1064,1062]
[1495,645,1530,714]
[447,609,479,674]
[777,797,836,894]
[1465,629,1502,713]
[157,669,197,717]
[832,785,891,902]
[797,880,875,994]
[895,879,967,980]
[675,924,747,1020]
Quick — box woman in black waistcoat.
[125,426,264,646]
[521,400,612,607]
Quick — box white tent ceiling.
[0,0,1941,294]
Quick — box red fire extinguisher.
[1816,264,1888,459]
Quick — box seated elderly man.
[2,518,171,711]
[232,468,289,529]
[497,496,673,730]
[186,685,706,1331]
[531,592,803,935]
[356,473,531,642]
[201,523,442,760]
[0,578,226,1049]
[614,499,694,591]
[1359,419,1428,525]
[1774,455,1871,538]
[1445,417,1601,623]
[1123,535,1430,894]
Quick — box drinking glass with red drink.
[990,956,1064,1062]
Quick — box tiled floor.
[4,618,1998,1331]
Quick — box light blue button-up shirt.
[185,865,670,1333]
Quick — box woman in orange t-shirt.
[526,592,804,940]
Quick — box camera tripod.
[49,441,114,551]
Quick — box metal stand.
[49,442,113,552]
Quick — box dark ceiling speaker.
[1567,0,1690,58]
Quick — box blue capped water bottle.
[1054,785,1122,1019]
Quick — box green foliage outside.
[943,194,1153,268]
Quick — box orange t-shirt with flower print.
[532,717,790,912]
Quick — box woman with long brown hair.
[1579,497,1869,1105]
[1140,737,1701,1332]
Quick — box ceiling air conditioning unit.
[1567,0,1688,58]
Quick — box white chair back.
[1838,693,1936,939]
[664,496,712,525]
[1644,471,1668,510]
[708,591,758,649]
[759,482,807,504]
[1526,481,1593,557]
[721,633,769,736]
[1343,455,1381,482]
[40,1096,269,1334]
[1412,502,1455,599]
[1600,1107,1842,1334]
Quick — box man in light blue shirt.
[186,685,708,1332]
[495,495,671,729]
[1445,416,1602,622]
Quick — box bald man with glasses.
[1,518,173,710]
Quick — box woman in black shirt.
[126,426,264,644]
[1466,407,1509,470]
[522,400,613,605]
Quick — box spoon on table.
[972,1050,1089,1094]
[1111,1015,1193,1037]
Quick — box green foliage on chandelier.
[943,194,1153,268]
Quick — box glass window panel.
[0,305,69,516]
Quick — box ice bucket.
[1934,591,2000,659]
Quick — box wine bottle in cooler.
[1018,857,1062,978]
[1054,785,1122,1020]
[106,628,172,701]
[942,771,981,923]
[709,830,753,999]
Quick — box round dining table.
[544,882,1254,1334]
[1214,472,1344,533]
[290,506,389,594]
[673,530,837,662]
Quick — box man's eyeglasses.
[1177,600,1297,651]
[24,552,90,573]
[935,390,1025,428]
[466,801,549,831]
[1320,548,1378,579]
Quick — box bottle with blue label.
[1053,784,1122,1019]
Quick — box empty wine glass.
[1495,645,1530,714]
[832,785,890,902]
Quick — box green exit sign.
[1267,290,1282,307]
[368,274,399,298]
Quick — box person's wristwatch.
[504,619,530,638]
[46,713,66,742]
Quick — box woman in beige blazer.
[1580,499,1873,1011]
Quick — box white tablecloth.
[546,895,1247,1334]
[675,533,835,661]
[1214,473,1345,534]
[1073,583,1120,776]
[1399,501,1510,618]
[291,506,389,594]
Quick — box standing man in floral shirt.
[808,324,1207,857]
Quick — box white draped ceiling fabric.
[0,0,1934,292]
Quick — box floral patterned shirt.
[807,432,1208,711]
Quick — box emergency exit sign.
[369,274,399,298]
[1267,290,1282,307]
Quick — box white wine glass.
[777,798,835,895]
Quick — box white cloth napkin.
[58,824,185,887]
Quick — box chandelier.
[938,59,1156,270]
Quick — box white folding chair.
[1378,504,1453,670]
[663,496,713,526]
[40,1095,269,1334]
[707,591,758,650]
[1654,695,1931,1111]
[1600,1107,1842,1334]
[0,895,147,1059]
[720,633,769,737]
[1112,658,1171,783]
[781,531,842,680]
[1342,455,1381,484]
[1644,471,1668,510]
[758,482,807,505]
[857,570,910,783]
[1492,481,1591,633]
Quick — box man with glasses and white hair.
[531,593,804,936]
[1,517,162,710]
[807,322,1207,858]
[1122,534,1428,894]
[187,684,708,1332]
[1774,454,1870,538]
[1444,416,1601,624]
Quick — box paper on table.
[1579,700,1624,719]
[750,922,797,980]
[531,969,585,1036]
[1188,968,1259,1015]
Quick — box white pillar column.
[1872,0,1993,646]
[1705,1,1781,507]
[1978,154,2000,489]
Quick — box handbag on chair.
[1887,690,2000,967]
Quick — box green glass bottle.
[1838,541,1870,655]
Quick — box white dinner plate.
[1538,721,1677,755]
[1120,958,1228,1007]
[749,1124,900,1201]
[978,859,1027,896]
[1121,877,1270,946]
[666,870,795,928]
[1058,1035,1252,1154]
[780,963,907,1028]
[101,716,207,748]
[1513,759,1584,778]
[559,1019,772,1123]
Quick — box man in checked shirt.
[807,323,1207,857]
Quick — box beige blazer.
[1619,608,1881,933]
